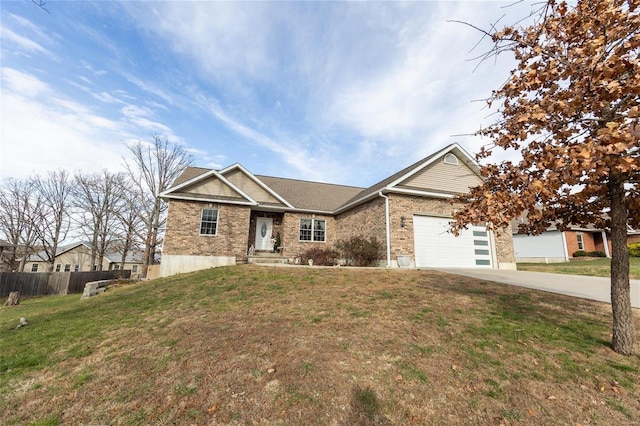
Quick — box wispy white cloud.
[122,2,275,82]
[80,59,108,77]
[0,68,179,180]
[1,67,49,96]
[1,27,48,56]
[1,1,535,186]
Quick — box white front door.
[255,218,273,251]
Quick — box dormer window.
[444,153,459,165]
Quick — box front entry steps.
[246,252,289,265]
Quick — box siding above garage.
[397,156,483,195]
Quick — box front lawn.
[1,265,639,425]
[518,257,640,279]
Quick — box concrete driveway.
[435,268,640,309]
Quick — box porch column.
[601,230,611,258]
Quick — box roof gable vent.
[443,153,459,165]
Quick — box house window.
[93,264,98,271]
[114,264,120,270]
[444,153,459,165]
[200,208,218,235]
[55,264,61,272]
[299,219,326,242]
[74,264,79,272]
[64,264,71,272]
[577,233,584,250]
[31,263,38,272]
[132,265,138,273]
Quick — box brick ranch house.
[512,227,612,263]
[159,143,516,277]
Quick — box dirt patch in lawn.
[1,265,639,425]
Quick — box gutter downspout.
[379,191,392,268]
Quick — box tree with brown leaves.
[452,0,639,355]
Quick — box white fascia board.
[387,187,454,199]
[57,242,90,257]
[219,163,294,208]
[162,194,256,206]
[159,168,258,205]
[286,207,335,215]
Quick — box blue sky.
[1,1,530,187]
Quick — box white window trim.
[576,233,585,250]
[299,218,327,243]
[444,153,459,165]
[200,208,219,236]
[31,263,38,272]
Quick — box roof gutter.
[379,191,392,268]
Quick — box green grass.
[518,257,640,279]
[1,265,639,425]
[350,386,382,420]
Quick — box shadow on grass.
[344,386,392,426]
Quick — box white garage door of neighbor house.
[413,215,493,268]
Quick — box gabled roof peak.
[164,143,481,213]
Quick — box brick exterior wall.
[565,230,612,257]
[280,212,336,258]
[335,197,387,246]
[566,231,594,255]
[163,194,517,268]
[494,227,516,265]
[163,200,251,258]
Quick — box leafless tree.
[31,0,50,13]
[111,177,145,271]
[123,135,193,277]
[31,169,74,272]
[0,178,40,271]
[74,170,128,271]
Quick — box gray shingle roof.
[171,166,211,187]
[24,242,143,263]
[256,175,364,212]
[166,143,471,213]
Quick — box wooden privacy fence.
[0,270,131,298]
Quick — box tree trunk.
[609,176,636,355]
[5,291,20,306]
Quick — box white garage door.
[413,216,493,268]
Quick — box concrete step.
[247,255,289,265]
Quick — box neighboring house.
[628,228,640,246]
[23,242,144,277]
[159,143,516,276]
[512,226,612,263]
